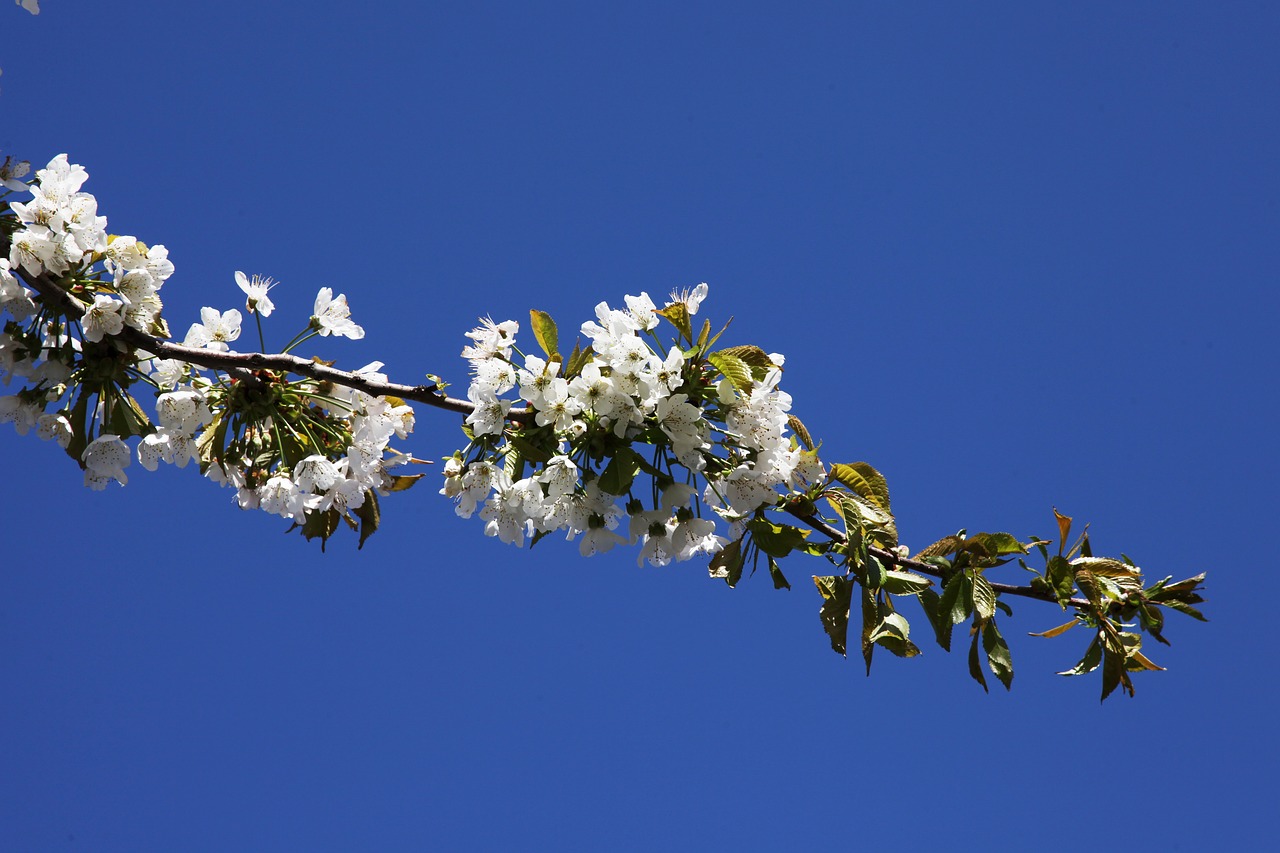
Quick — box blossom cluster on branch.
[0,153,419,543]
[0,153,1208,699]
[442,283,825,569]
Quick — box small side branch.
[4,239,493,418]
[785,507,1092,608]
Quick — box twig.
[784,507,1093,608]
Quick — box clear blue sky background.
[2,2,1276,850]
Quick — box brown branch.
[784,506,1093,609]
[0,234,1118,612]
[1,234,512,418]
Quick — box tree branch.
[0,232,1124,613]
[1,233,508,418]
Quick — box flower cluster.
[0,154,415,543]
[442,286,827,567]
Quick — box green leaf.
[1045,555,1076,603]
[939,571,972,627]
[1128,648,1165,672]
[562,342,594,380]
[971,572,997,622]
[696,319,712,351]
[1101,642,1134,701]
[529,309,559,358]
[1074,566,1102,608]
[1155,599,1207,621]
[1073,557,1144,600]
[968,630,989,693]
[748,519,810,559]
[709,539,745,588]
[706,350,752,392]
[787,414,815,451]
[961,532,1027,559]
[1029,619,1079,639]
[862,554,887,590]
[716,345,775,381]
[881,569,933,596]
[860,586,878,674]
[387,473,424,492]
[598,446,640,495]
[109,389,154,438]
[767,556,791,590]
[508,432,554,464]
[355,490,380,550]
[64,389,92,464]
[1057,635,1103,676]
[982,621,1014,690]
[828,492,895,544]
[299,508,341,549]
[813,575,853,656]
[869,611,921,658]
[1053,507,1072,555]
[913,536,962,560]
[915,588,950,651]
[828,463,891,513]
[656,302,692,342]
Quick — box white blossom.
[235,271,276,317]
[312,287,364,339]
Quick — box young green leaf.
[913,536,962,560]
[972,572,997,622]
[982,621,1014,690]
[813,575,854,656]
[767,556,791,591]
[1100,642,1134,701]
[869,611,920,658]
[749,519,810,559]
[706,350,752,392]
[716,344,775,381]
[828,463,891,513]
[939,571,972,627]
[710,539,746,588]
[881,569,933,596]
[787,414,815,451]
[656,302,692,342]
[860,586,878,674]
[1028,619,1079,639]
[529,309,559,358]
[960,532,1027,559]
[355,490,380,550]
[968,630,989,693]
[597,446,640,495]
[387,473,424,492]
[1045,555,1076,604]
[1053,507,1072,555]
[1057,634,1103,677]
[915,587,951,652]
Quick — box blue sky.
[1,2,1276,850]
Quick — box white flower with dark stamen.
[82,434,130,486]
[669,282,708,315]
[156,389,211,434]
[35,412,71,447]
[183,307,242,351]
[465,385,511,437]
[258,474,307,518]
[462,317,519,361]
[0,394,40,434]
[82,294,125,343]
[312,287,364,339]
[235,271,277,317]
[293,455,341,493]
[0,259,37,320]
